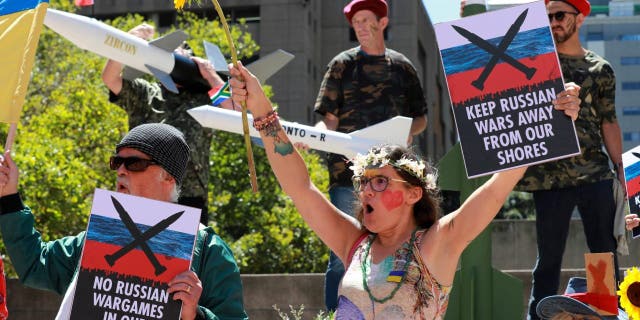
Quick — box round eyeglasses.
[352,175,408,192]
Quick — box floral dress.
[335,230,451,319]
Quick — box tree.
[0,0,328,276]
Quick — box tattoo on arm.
[262,119,294,156]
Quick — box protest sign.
[69,189,200,320]
[622,146,640,238]
[434,0,580,178]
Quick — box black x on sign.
[104,196,184,276]
[452,9,537,90]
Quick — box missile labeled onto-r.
[188,106,411,158]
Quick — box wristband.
[208,81,231,106]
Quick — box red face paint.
[381,190,403,211]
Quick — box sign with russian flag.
[623,145,640,237]
[69,189,200,320]
[434,0,580,178]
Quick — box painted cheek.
[381,190,403,211]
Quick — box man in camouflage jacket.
[313,0,428,311]
[519,1,625,319]
[102,23,235,225]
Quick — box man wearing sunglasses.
[102,23,236,227]
[0,123,248,320]
[517,1,625,319]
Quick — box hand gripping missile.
[188,106,412,159]
[44,8,204,93]
[43,8,295,93]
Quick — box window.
[622,82,640,90]
[620,34,640,41]
[621,57,640,65]
[623,106,640,116]
[624,132,640,141]
[586,32,604,41]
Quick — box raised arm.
[422,167,527,284]
[229,63,363,261]
[422,82,582,285]
[102,23,155,95]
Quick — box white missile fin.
[204,41,229,74]
[146,64,179,94]
[246,49,295,84]
[149,30,189,51]
[349,116,413,147]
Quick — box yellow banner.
[0,3,48,123]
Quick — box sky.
[422,0,460,24]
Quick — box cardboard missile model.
[188,106,412,158]
[43,8,294,93]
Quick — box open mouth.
[117,183,129,193]
[365,204,374,214]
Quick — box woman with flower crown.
[228,62,581,319]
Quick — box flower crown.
[349,148,437,190]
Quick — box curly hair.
[353,144,442,229]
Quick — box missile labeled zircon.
[188,106,412,158]
[44,8,210,93]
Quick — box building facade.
[581,1,640,151]
[78,0,456,161]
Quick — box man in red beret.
[520,1,624,319]
[313,0,428,312]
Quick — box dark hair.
[353,144,441,229]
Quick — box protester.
[0,123,247,320]
[228,62,580,319]
[313,0,428,309]
[516,1,624,318]
[102,23,236,225]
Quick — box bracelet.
[613,162,623,172]
[253,110,279,131]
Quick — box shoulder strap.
[345,232,369,268]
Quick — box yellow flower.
[173,0,198,10]
[618,267,640,319]
[173,0,185,9]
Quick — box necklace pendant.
[386,270,404,283]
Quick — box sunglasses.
[352,175,408,192]
[109,156,158,172]
[548,11,578,22]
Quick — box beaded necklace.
[361,229,418,303]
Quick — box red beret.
[343,0,388,25]
[545,0,591,16]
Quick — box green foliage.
[0,0,329,276]
[497,191,535,220]
[273,304,333,320]
[209,132,329,273]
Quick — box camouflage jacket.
[314,47,427,188]
[109,78,213,200]
[516,51,617,191]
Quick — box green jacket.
[0,193,247,320]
